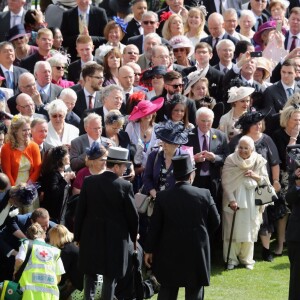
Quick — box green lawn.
[151,247,290,300]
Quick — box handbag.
[134,193,152,214]
[255,184,278,205]
[0,240,33,300]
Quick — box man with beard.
[73,63,104,119]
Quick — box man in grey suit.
[0,0,26,42]
[70,113,111,172]
[34,61,62,105]
[0,42,27,93]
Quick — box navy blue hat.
[7,24,29,42]
[86,142,107,160]
[155,120,191,145]
[141,65,168,81]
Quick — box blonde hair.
[280,105,300,128]
[162,14,184,40]
[184,7,206,37]
[7,115,31,149]
[48,224,74,248]
[26,223,45,240]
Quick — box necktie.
[257,18,262,30]
[79,13,86,34]
[213,38,219,49]
[219,0,223,14]
[290,36,297,52]
[88,95,93,109]
[5,71,12,89]
[287,88,293,97]
[223,67,228,74]
[201,134,209,172]
[40,88,45,94]
[11,15,18,28]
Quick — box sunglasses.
[173,48,186,53]
[14,36,25,41]
[51,114,64,119]
[168,83,184,89]
[152,75,163,79]
[54,66,64,70]
[143,21,156,25]
[90,75,104,80]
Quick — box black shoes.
[262,247,274,262]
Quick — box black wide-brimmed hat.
[7,24,30,42]
[141,65,168,81]
[172,155,196,178]
[86,142,107,160]
[235,110,266,130]
[155,120,191,145]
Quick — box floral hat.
[169,35,194,58]
[227,86,255,103]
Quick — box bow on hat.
[113,16,128,33]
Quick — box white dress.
[46,122,79,147]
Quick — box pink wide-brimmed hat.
[129,97,164,121]
[0,75,5,81]
[253,20,287,46]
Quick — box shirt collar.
[11,8,24,17]
[78,6,90,15]
[198,127,210,138]
[83,87,96,98]
[0,64,13,73]
[281,81,295,90]
[36,82,50,94]
[87,135,100,146]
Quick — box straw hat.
[256,57,272,81]
[183,70,205,96]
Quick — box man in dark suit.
[31,118,53,160]
[20,28,53,73]
[74,147,139,300]
[0,0,26,42]
[127,11,160,54]
[154,71,196,125]
[67,35,101,84]
[0,42,27,94]
[60,0,107,61]
[73,63,103,119]
[70,113,111,172]
[182,42,224,102]
[284,8,300,51]
[200,13,238,67]
[60,88,81,128]
[200,0,242,18]
[186,107,229,210]
[263,59,299,115]
[144,155,220,300]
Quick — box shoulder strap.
[14,240,33,282]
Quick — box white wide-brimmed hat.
[183,70,205,96]
[227,86,255,103]
[168,35,194,58]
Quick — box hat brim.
[156,133,188,145]
[8,33,30,42]
[184,73,204,96]
[253,25,287,46]
[174,167,197,178]
[106,159,131,167]
[227,87,255,103]
[129,97,164,121]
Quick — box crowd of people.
[0,0,300,299]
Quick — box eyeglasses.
[143,21,156,25]
[51,114,64,119]
[168,83,184,89]
[90,75,104,80]
[54,66,64,70]
[173,48,186,53]
[127,51,139,55]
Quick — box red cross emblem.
[39,250,48,258]
[35,247,53,262]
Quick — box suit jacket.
[61,6,107,60]
[122,18,141,44]
[145,181,220,287]
[200,0,242,17]
[186,127,229,196]
[40,141,53,160]
[73,88,102,118]
[286,186,300,242]
[68,57,100,83]
[40,83,63,104]
[200,33,239,67]
[127,35,169,54]
[74,171,139,277]
[65,111,80,128]
[70,133,111,171]
[20,52,47,74]
[182,66,224,102]
[0,65,27,94]
[0,10,26,42]
[137,54,151,71]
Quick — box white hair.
[238,135,255,151]
[196,107,214,120]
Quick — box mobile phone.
[276,21,282,32]
[250,51,262,58]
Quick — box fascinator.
[10,183,40,207]
[160,11,172,22]
[86,142,107,160]
[97,44,114,62]
[113,16,127,33]
[235,110,267,130]
[155,120,191,145]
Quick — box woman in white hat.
[253,57,273,92]
[219,86,254,142]
[168,35,194,67]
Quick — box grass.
[150,245,290,300]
